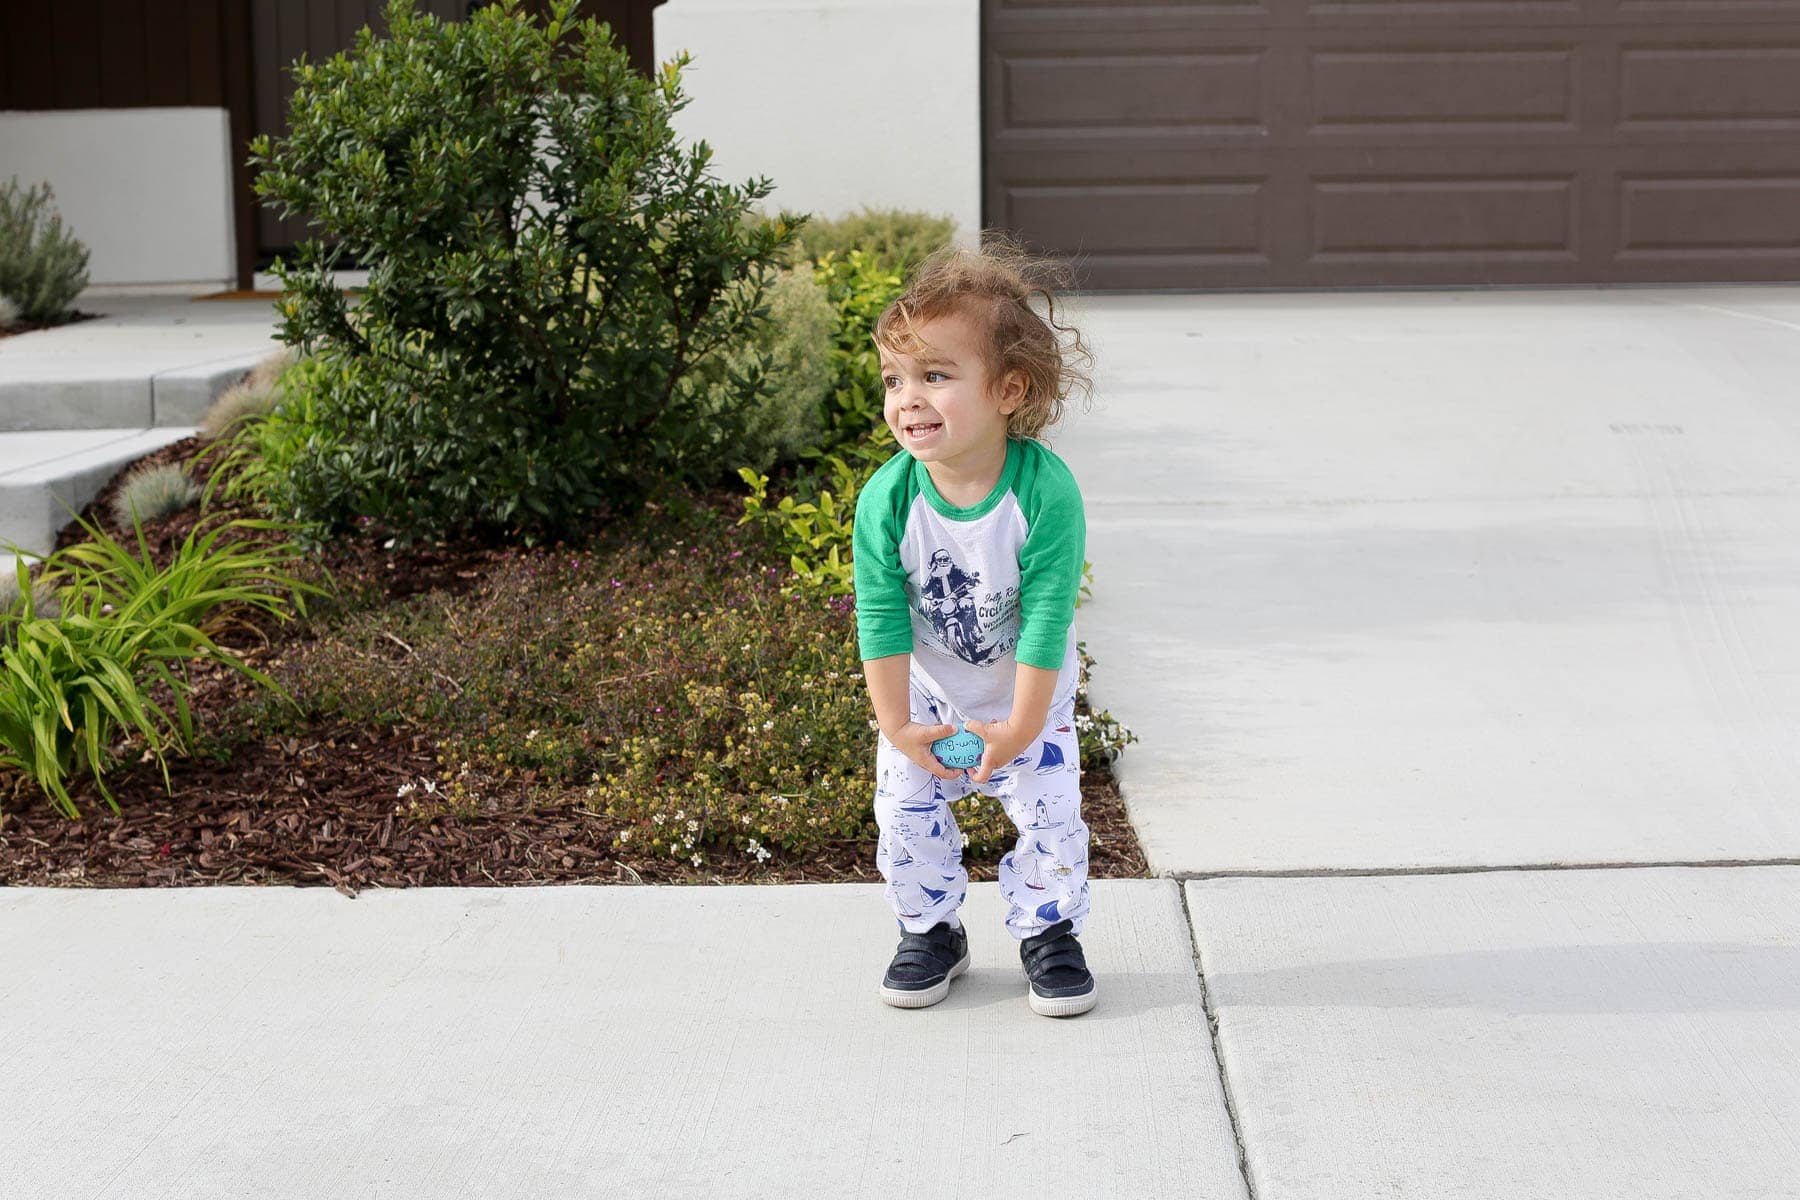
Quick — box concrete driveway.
[1060,287,1800,876]
[1054,285,1800,1197]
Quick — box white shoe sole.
[879,945,971,1009]
[1027,979,1098,1017]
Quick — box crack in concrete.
[1167,856,1800,881]
[1178,883,1259,1200]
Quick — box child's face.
[878,311,1025,476]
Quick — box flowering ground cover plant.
[0,433,1145,892]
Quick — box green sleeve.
[852,452,918,661]
[1014,443,1086,670]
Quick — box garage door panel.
[1617,172,1800,257]
[1618,42,1800,128]
[1309,46,1578,132]
[986,0,1800,285]
[1001,51,1267,132]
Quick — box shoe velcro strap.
[1024,943,1085,976]
[895,939,958,971]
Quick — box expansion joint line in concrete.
[1176,884,1259,1200]
[1168,856,1800,881]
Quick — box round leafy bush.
[684,265,833,473]
[248,0,800,548]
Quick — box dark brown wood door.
[984,0,1800,288]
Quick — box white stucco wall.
[654,0,980,243]
[0,108,236,288]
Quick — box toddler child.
[852,239,1095,1018]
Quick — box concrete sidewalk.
[7,286,1800,1198]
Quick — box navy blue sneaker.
[879,921,970,1009]
[1019,919,1097,1016]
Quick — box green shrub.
[248,0,799,548]
[0,178,91,325]
[812,249,906,455]
[686,266,833,474]
[790,208,955,273]
[189,352,343,538]
[110,463,201,528]
[0,508,329,818]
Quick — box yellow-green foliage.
[111,463,201,528]
[789,207,956,273]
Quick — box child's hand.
[888,721,964,781]
[962,716,1035,784]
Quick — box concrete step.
[0,353,267,432]
[0,294,281,432]
[0,427,200,558]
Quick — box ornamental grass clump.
[0,508,330,818]
[199,378,277,441]
[110,463,202,529]
[248,0,801,550]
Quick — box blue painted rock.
[931,724,985,770]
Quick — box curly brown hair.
[873,233,1093,440]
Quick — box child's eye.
[925,371,947,383]
[882,375,900,390]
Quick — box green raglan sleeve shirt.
[1012,446,1087,670]
[852,449,918,662]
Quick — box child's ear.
[997,369,1027,415]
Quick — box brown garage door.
[984,0,1800,288]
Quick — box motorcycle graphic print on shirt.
[910,547,1019,667]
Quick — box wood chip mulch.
[0,432,1153,897]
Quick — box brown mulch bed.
[0,433,1151,896]
[0,310,100,341]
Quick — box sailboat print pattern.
[874,684,1089,940]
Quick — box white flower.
[800,734,812,747]
[961,832,971,848]
[396,782,415,797]
[686,819,699,832]
[619,829,632,843]
[761,720,774,732]
[691,853,703,867]
[525,728,539,741]
[652,813,665,825]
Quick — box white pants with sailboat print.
[872,674,1090,941]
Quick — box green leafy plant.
[247,0,800,548]
[110,464,201,529]
[0,507,331,818]
[0,177,91,325]
[737,454,862,596]
[812,249,906,455]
